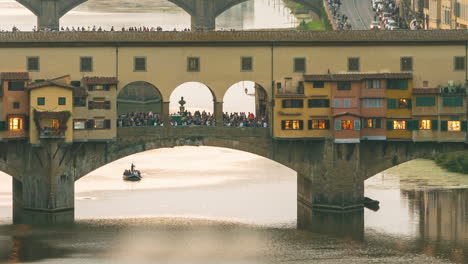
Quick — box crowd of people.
[1,25,245,33]
[117,111,268,128]
[326,0,352,30]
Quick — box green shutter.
[0,121,6,131]
[386,120,394,131]
[354,120,361,131]
[431,120,438,131]
[407,98,412,109]
[407,120,413,130]
[416,96,436,107]
[462,121,467,132]
[413,120,419,131]
[387,99,396,109]
[441,121,448,131]
[334,120,341,131]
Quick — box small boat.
[363,197,380,211]
[123,169,142,182]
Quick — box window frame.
[27,56,40,72]
[8,116,23,131]
[312,81,324,88]
[400,56,413,72]
[363,118,383,129]
[293,57,306,73]
[393,120,407,130]
[415,96,436,107]
[363,98,383,108]
[308,99,330,108]
[347,57,360,72]
[281,120,304,130]
[448,121,461,132]
[365,79,381,89]
[80,56,93,72]
[337,82,351,91]
[134,56,147,72]
[73,119,87,130]
[37,97,45,106]
[282,99,304,108]
[12,102,20,109]
[187,57,200,72]
[58,97,66,106]
[419,119,432,130]
[308,119,329,130]
[454,56,466,71]
[8,81,25,91]
[241,56,253,72]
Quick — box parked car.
[380,13,393,23]
[386,21,399,30]
[370,21,381,30]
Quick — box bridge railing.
[117,126,270,140]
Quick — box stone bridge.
[15,0,323,31]
[0,127,465,232]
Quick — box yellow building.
[425,0,468,29]
[386,78,414,140]
[28,76,74,145]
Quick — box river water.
[1,0,468,263]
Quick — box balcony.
[39,127,65,138]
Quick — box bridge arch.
[169,82,217,116]
[223,81,269,121]
[117,81,164,118]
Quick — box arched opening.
[117,81,164,127]
[0,172,13,223]
[74,146,296,224]
[169,82,216,126]
[0,0,36,30]
[223,81,269,127]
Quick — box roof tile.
[82,77,118,85]
[1,72,29,80]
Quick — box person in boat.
[131,163,135,172]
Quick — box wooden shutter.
[85,120,95,129]
[386,120,393,131]
[462,121,467,132]
[334,120,341,131]
[24,116,29,131]
[0,121,6,131]
[387,99,396,109]
[407,99,412,109]
[104,119,111,129]
[325,120,330,129]
[440,120,448,131]
[88,101,94,110]
[354,120,361,131]
[412,120,419,130]
[105,101,111,110]
[431,120,438,131]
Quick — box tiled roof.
[0,72,29,80]
[82,77,118,85]
[27,80,76,90]
[304,73,413,81]
[0,31,467,46]
[413,88,441,94]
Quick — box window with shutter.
[348,57,360,72]
[241,57,253,71]
[80,57,93,72]
[8,81,25,91]
[334,120,341,131]
[462,121,467,132]
[0,121,7,131]
[441,120,448,131]
[27,56,40,72]
[313,81,324,88]
[416,96,436,107]
[354,120,361,130]
[366,80,381,89]
[134,57,147,72]
[431,120,438,131]
[104,119,111,129]
[386,79,408,90]
[37,97,45,106]
[337,82,351,90]
[333,99,341,108]
[308,99,330,108]
[308,120,329,130]
[293,58,306,73]
[281,120,303,130]
[454,56,466,71]
[443,97,464,107]
[401,57,413,72]
[386,120,393,131]
[282,99,303,108]
[344,98,351,108]
[387,99,396,109]
[187,57,200,72]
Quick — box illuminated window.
[94,119,105,129]
[398,98,409,109]
[52,119,60,129]
[281,120,303,130]
[363,118,382,128]
[448,121,461,131]
[8,117,23,131]
[419,120,432,130]
[393,121,407,130]
[308,120,329,130]
[341,120,354,130]
[73,120,86,130]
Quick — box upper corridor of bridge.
[340,0,375,30]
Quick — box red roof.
[1,72,29,80]
[82,77,118,85]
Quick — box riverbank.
[434,151,468,174]
[282,0,332,30]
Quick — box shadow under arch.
[117,81,164,115]
[223,80,269,120]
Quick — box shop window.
[282,99,303,108]
[393,120,407,130]
[363,99,383,108]
[415,96,436,107]
[58,97,66,106]
[448,121,461,131]
[400,57,413,72]
[442,97,463,107]
[419,119,432,130]
[134,57,147,72]
[454,56,466,71]
[37,97,45,106]
[313,81,324,88]
[80,57,93,72]
[308,120,329,130]
[281,120,303,130]
[363,118,382,128]
[27,56,40,72]
[347,57,360,72]
[8,81,25,91]
[73,120,86,130]
[337,82,351,90]
[187,57,200,72]
[366,80,380,89]
[294,58,306,73]
[13,102,20,109]
[8,117,23,131]
[241,57,253,72]
[386,79,408,90]
[308,99,329,108]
